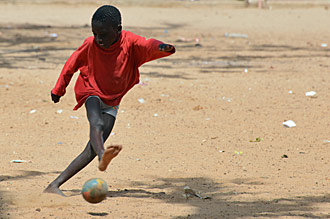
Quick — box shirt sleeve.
[51,39,90,96]
[132,34,175,67]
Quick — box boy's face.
[92,21,121,49]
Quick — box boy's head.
[91,5,122,49]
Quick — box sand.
[0,0,329,218]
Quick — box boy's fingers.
[51,91,61,103]
[159,44,165,51]
[159,44,174,52]
[51,96,58,103]
[165,45,172,52]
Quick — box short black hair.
[92,5,121,27]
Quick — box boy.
[44,5,175,196]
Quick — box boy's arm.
[50,56,78,103]
[133,34,175,67]
[51,39,89,103]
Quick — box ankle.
[48,182,60,188]
[98,150,104,161]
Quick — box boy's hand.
[51,91,61,103]
[159,44,174,52]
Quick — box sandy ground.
[0,0,330,218]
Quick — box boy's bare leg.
[99,145,122,171]
[44,142,96,196]
[44,108,116,196]
[85,97,106,159]
[85,97,122,171]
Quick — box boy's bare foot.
[99,145,122,171]
[43,184,66,197]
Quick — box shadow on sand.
[1,162,328,218]
[2,22,328,76]
[0,170,62,218]
[104,176,329,218]
[0,190,9,219]
[0,170,61,182]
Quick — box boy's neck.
[112,31,122,45]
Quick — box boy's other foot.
[43,184,66,197]
[99,145,122,171]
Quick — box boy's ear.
[117,25,122,32]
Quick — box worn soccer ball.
[82,178,108,204]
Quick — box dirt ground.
[0,0,330,218]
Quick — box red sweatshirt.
[52,30,175,110]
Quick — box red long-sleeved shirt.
[52,30,175,110]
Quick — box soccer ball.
[82,178,108,204]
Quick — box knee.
[89,118,105,131]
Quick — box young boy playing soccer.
[44,5,175,196]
